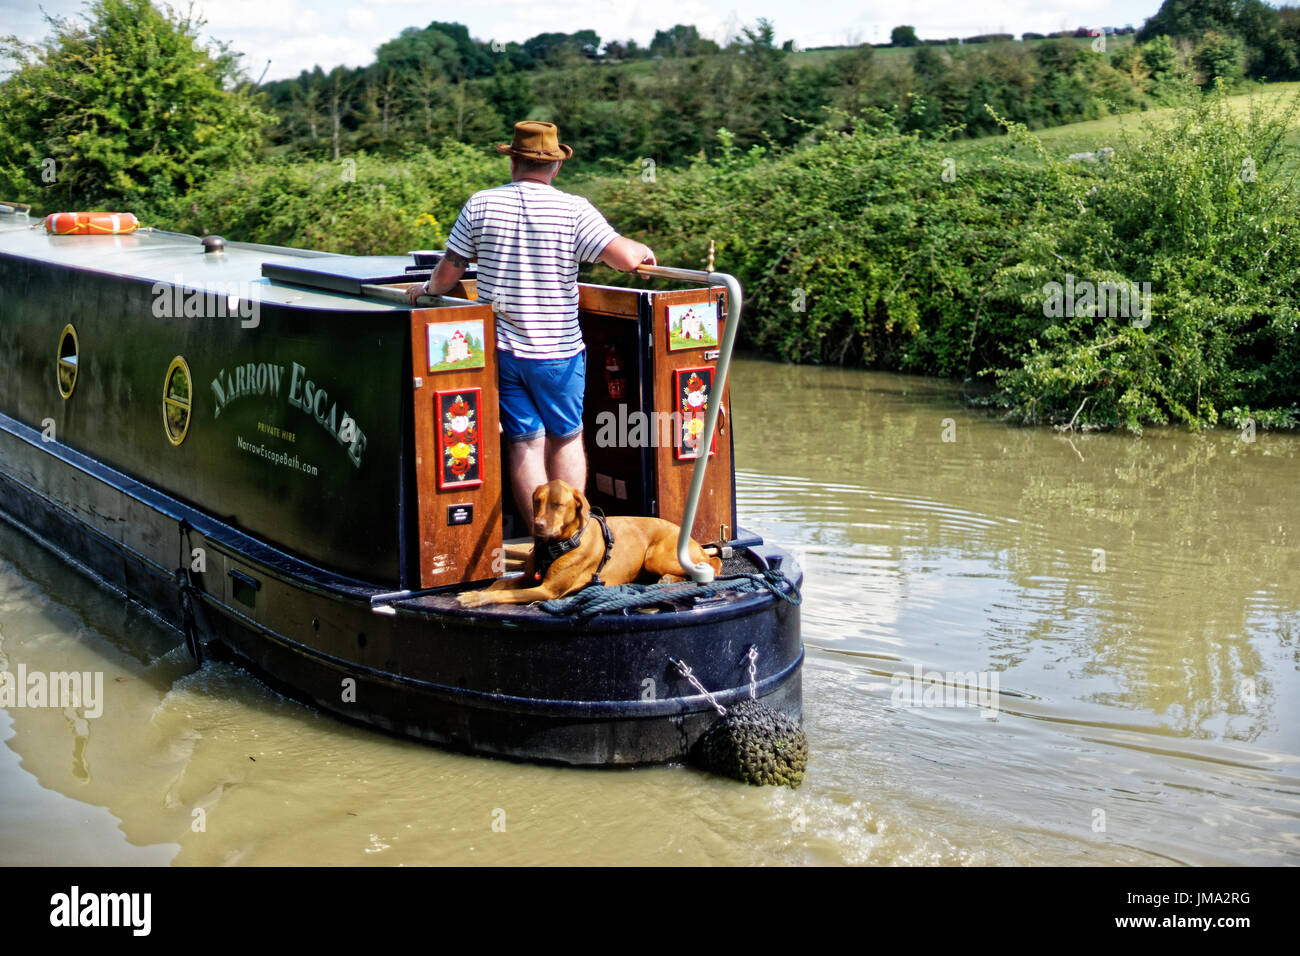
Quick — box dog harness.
[534,507,615,585]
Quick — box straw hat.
[496,121,573,161]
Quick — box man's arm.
[598,236,657,273]
[406,250,470,304]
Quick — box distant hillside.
[254,22,1172,167]
[252,1,1300,166]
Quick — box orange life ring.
[44,212,139,235]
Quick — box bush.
[584,89,1300,430]
[155,142,504,255]
[0,0,271,212]
[583,114,1070,376]
[1194,30,1246,86]
[157,86,1300,432]
[991,85,1300,429]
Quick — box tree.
[0,0,272,211]
[1141,35,1181,78]
[287,68,326,147]
[442,81,503,143]
[644,58,713,155]
[722,19,800,145]
[1139,0,1238,41]
[891,25,921,47]
[485,65,533,126]
[572,30,602,58]
[425,21,496,78]
[1282,5,1300,43]
[324,66,358,161]
[376,25,462,79]
[911,45,947,80]
[1194,29,1245,85]
[650,24,719,57]
[406,60,443,138]
[1137,0,1296,78]
[522,31,600,67]
[1036,38,1084,74]
[828,45,879,118]
[375,22,495,82]
[370,67,400,139]
[1110,43,1149,84]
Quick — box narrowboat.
[0,202,803,766]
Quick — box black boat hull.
[0,409,802,765]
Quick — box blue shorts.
[497,349,586,442]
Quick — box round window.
[57,324,78,398]
[163,356,192,446]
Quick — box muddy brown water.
[2,358,1297,865]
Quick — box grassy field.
[947,80,1300,160]
[789,34,1135,69]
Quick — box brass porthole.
[57,324,78,398]
[163,356,192,446]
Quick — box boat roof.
[0,214,427,313]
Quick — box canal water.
[1,358,1297,865]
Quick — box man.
[408,120,655,528]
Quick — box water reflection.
[731,358,1299,752]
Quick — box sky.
[2,0,1168,82]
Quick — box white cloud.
[345,6,376,31]
[169,0,324,34]
[6,0,1168,82]
[160,0,386,78]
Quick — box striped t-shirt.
[445,181,620,358]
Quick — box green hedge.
[158,87,1300,431]
[154,142,503,256]
[584,90,1300,430]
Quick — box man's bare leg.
[508,436,547,529]
[546,432,586,494]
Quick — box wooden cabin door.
[649,287,734,546]
[409,303,503,587]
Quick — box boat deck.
[398,547,778,622]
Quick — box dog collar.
[534,524,585,581]
[534,508,615,583]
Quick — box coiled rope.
[539,566,800,619]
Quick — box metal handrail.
[634,263,742,583]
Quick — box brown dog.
[458,479,722,607]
